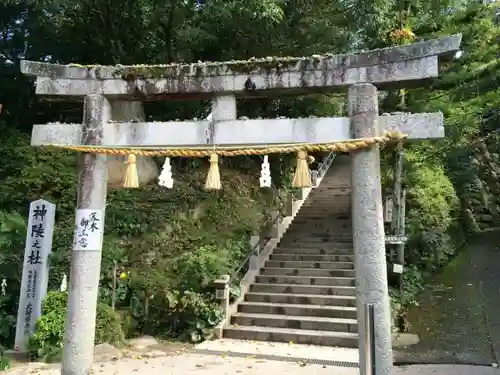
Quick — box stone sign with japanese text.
[14,199,56,352]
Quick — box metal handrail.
[318,151,336,177]
[231,196,285,281]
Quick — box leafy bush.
[95,303,126,345]
[163,290,223,342]
[0,211,26,284]
[383,148,462,331]
[0,297,16,348]
[171,240,246,293]
[172,245,230,292]
[129,290,223,342]
[404,153,460,270]
[29,291,125,360]
[0,357,10,372]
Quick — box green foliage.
[29,291,67,357]
[407,3,500,227]
[95,304,126,346]
[405,152,460,270]
[172,244,231,292]
[121,289,223,342]
[163,290,223,342]
[0,126,77,215]
[0,210,26,284]
[0,296,16,348]
[0,211,25,348]
[29,291,124,361]
[0,357,10,372]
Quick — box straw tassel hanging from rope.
[123,154,139,188]
[292,150,312,188]
[205,153,221,190]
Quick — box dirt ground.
[4,353,500,375]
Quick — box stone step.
[309,197,350,202]
[292,219,351,225]
[299,207,351,216]
[260,267,355,278]
[255,275,355,287]
[280,236,352,245]
[270,254,354,262]
[231,313,358,333]
[249,283,356,296]
[273,247,352,255]
[237,302,357,319]
[244,292,357,307]
[287,225,352,238]
[288,222,352,229]
[318,182,351,187]
[301,200,350,205]
[293,215,351,223]
[304,198,351,205]
[297,214,350,219]
[289,224,351,231]
[223,325,358,347]
[300,202,350,208]
[282,236,352,243]
[313,186,351,191]
[265,260,354,269]
[302,204,350,209]
[311,188,351,195]
[277,241,353,249]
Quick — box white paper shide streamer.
[60,273,68,292]
[1,278,6,296]
[259,155,272,188]
[158,157,174,188]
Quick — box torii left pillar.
[62,94,110,375]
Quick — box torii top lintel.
[20,34,461,101]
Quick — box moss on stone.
[66,53,335,80]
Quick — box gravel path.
[396,230,500,365]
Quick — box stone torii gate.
[20,33,461,375]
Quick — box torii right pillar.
[349,83,393,375]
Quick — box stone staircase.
[224,155,358,347]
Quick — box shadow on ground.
[395,229,500,366]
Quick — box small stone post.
[61,95,110,375]
[311,170,319,187]
[295,188,304,200]
[285,193,294,217]
[214,275,230,321]
[249,235,260,271]
[349,83,393,375]
[270,210,280,239]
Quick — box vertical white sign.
[14,199,56,352]
[384,195,393,224]
[73,209,104,251]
